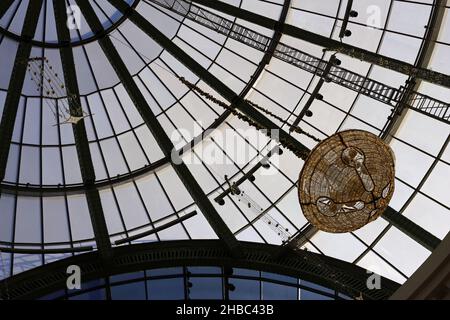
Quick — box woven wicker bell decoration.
[298,130,395,233]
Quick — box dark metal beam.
[232,0,291,115]
[287,224,319,250]
[0,240,400,300]
[0,245,94,254]
[76,0,242,258]
[0,0,14,19]
[382,207,440,251]
[188,0,450,88]
[0,0,43,181]
[338,0,355,39]
[108,0,442,252]
[53,0,113,260]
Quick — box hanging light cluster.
[298,130,395,233]
[24,57,91,126]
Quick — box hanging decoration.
[298,130,395,233]
[24,57,91,126]
[224,175,292,243]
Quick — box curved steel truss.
[0,240,400,300]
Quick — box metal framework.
[0,245,94,255]
[53,0,112,260]
[214,146,281,204]
[275,224,319,259]
[0,240,400,300]
[188,0,450,88]
[75,0,242,258]
[338,0,355,39]
[149,0,450,125]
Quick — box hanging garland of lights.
[178,77,318,160]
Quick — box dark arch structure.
[0,240,400,300]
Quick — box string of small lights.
[177,76,318,160]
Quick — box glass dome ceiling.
[0,0,449,290]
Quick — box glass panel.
[147,278,185,300]
[262,282,297,300]
[229,278,260,300]
[188,277,223,300]
[111,281,146,300]
[69,289,107,300]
